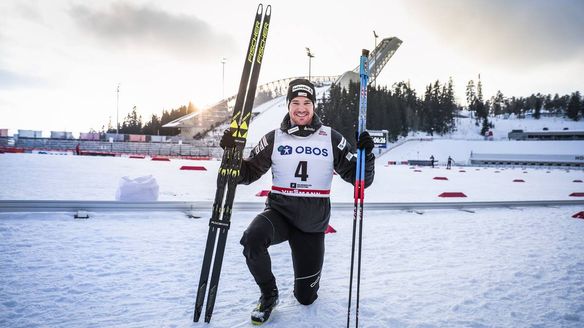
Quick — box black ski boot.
[251,283,279,325]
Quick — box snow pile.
[115,175,159,201]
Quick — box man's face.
[288,96,314,126]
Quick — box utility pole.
[116,83,120,136]
[373,30,378,87]
[221,57,227,99]
[305,47,314,81]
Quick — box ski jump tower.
[336,36,402,88]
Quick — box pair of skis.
[193,4,271,323]
[346,49,370,328]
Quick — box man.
[447,156,453,169]
[220,78,375,324]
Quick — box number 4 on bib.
[294,161,308,181]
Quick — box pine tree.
[550,94,561,114]
[527,93,544,119]
[491,91,505,117]
[466,80,476,118]
[544,94,553,115]
[558,94,571,116]
[120,106,143,134]
[422,84,435,136]
[477,77,484,103]
[442,78,457,134]
[566,91,582,121]
[143,114,161,135]
[581,95,584,118]
[405,82,421,133]
[470,75,491,135]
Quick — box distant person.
[447,156,453,169]
[75,143,81,156]
[430,155,435,168]
[220,78,375,324]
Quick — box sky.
[1,0,583,135]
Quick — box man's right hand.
[220,128,236,149]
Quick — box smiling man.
[220,78,375,324]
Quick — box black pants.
[240,209,324,305]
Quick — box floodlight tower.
[306,47,315,81]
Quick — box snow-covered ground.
[1,104,584,327]
[2,205,584,327]
[1,154,584,328]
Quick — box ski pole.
[347,49,369,328]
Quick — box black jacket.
[239,114,375,232]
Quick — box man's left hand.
[357,131,374,154]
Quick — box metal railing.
[1,199,583,216]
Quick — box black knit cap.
[286,78,316,106]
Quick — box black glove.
[219,128,236,149]
[357,131,374,154]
